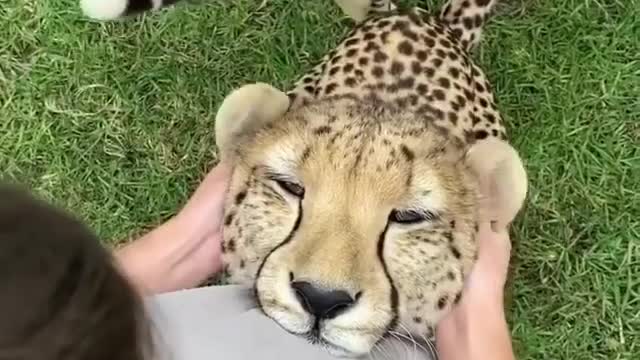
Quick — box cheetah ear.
[464,138,528,230]
[215,83,290,161]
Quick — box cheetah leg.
[333,0,397,22]
[438,0,498,52]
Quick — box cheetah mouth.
[377,332,439,360]
[301,327,438,359]
[252,290,435,359]
[302,327,357,358]
[269,313,371,358]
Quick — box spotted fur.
[220,0,509,357]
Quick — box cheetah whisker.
[416,330,439,360]
[388,332,414,360]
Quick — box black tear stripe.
[254,201,304,312]
[377,223,399,331]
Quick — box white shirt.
[146,285,434,360]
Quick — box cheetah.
[83,0,528,357]
[213,0,527,357]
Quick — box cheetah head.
[215,83,527,357]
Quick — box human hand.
[434,138,523,360]
[116,161,233,294]
[456,163,516,307]
[458,222,512,307]
[434,223,515,360]
[169,160,234,281]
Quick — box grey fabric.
[145,285,435,360]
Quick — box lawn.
[0,0,638,358]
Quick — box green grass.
[0,0,638,358]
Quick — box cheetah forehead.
[236,96,475,208]
[244,96,462,163]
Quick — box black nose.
[291,281,355,319]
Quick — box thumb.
[176,162,233,230]
[476,221,511,270]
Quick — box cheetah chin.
[213,1,527,358]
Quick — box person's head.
[0,184,152,360]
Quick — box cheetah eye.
[275,179,305,197]
[389,209,438,224]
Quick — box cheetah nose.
[291,281,355,319]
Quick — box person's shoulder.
[0,182,108,275]
[0,183,98,247]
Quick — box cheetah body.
[215,0,525,358]
[287,3,506,145]
[81,0,527,357]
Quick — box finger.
[175,162,233,234]
[475,222,511,262]
[190,161,233,202]
[181,162,232,214]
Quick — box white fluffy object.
[80,0,129,20]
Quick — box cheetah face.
[220,97,484,357]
